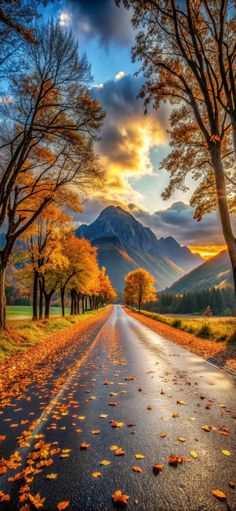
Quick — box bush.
[197,324,212,339]
[172,319,182,329]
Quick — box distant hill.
[168,250,233,293]
[76,206,203,292]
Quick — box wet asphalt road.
[0,305,236,511]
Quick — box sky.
[40,0,235,258]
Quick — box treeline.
[13,204,116,320]
[151,287,235,315]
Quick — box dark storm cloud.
[64,0,133,46]
[132,202,236,246]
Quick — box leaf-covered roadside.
[0,309,109,363]
[125,308,236,374]
[0,307,111,398]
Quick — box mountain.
[76,206,203,292]
[168,250,233,294]
[158,236,202,272]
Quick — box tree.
[21,203,73,320]
[117,0,236,301]
[60,237,98,317]
[0,0,45,78]
[0,21,104,328]
[97,267,117,306]
[123,268,157,311]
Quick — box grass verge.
[0,309,105,362]
[125,307,236,373]
[134,309,236,344]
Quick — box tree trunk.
[77,293,81,314]
[211,144,236,302]
[231,111,236,157]
[32,270,39,321]
[81,295,85,314]
[0,266,6,329]
[44,293,51,319]
[85,296,88,311]
[39,280,43,320]
[61,286,65,317]
[89,296,92,310]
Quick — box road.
[0,305,236,511]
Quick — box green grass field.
[6,305,70,318]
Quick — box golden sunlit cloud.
[115,71,125,80]
[94,116,168,205]
[188,245,226,260]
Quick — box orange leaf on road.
[112,490,129,506]
[211,489,227,501]
[57,502,70,510]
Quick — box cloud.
[132,201,236,246]
[64,0,133,47]
[92,74,170,205]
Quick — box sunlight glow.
[188,245,226,260]
[59,11,71,27]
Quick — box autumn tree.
[0,0,46,78]
[97,267,117,306]
[123,268,157,311]
[0,21,104,328]
[60,237,98,317]
[21,203,74,320]
[117,0,236,299]
[68,244,100,315]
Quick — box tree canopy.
[123,268,157,311]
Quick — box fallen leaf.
[115,448,125,456]
[176,399,186,405]
[92,471,102,478]
[160,432,167,438]
[110,445,119,451]
[111,420,124,428]
[172,412,179,418]
[100,460,111,466]
[28,493,46,509]
[100,414,108,419]
[112,490,129,506]
[211,489,227,501]
[218,426,229,436]
[168,455,184,465]
[46,473,58,480]
[80,442,90,450]
[90,429,100,435]
[135,454,144,460]
[222,450,231,456]
[132,466,142,473]
[228,481,235,489]
[177,436,185,442]
[152,464,163,474]
[190,451,198,459]
[201,425,212,432]
[0,491,10,502]
[57,502,70,510]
